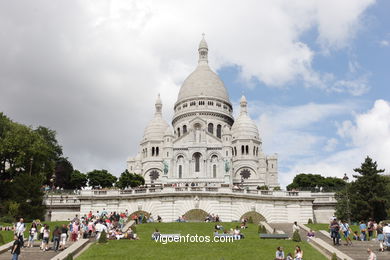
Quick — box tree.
[335,157,390,222]
[287,173,346,192]
[116,170,145,189]
[87,169,117,189]
[54,157,73,188]
[0,113,64,220]
[67,170,88,190]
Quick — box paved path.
[0,241,73,260]
[269,223,390,260]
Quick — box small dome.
[143,117,169,140]
[143,95,169,140]
[164,126,174,136]
[231,96,259,140]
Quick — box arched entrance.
[240,211,266,224]
[130,210,151,223]
[183,209,208,222]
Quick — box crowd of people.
[329,216,390,252]
[6,210,139,259]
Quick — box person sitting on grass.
[233,226,241,240]
[294,246,303,260]
[286,253,293,260]
[214,229,219,235]
[214,224,223,230]
[306,229,315,241]
[152,229,160,240]
[275,246,285,260]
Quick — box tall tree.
[54,157,73,188]
[335,157,389,222]
[87,169,117,189]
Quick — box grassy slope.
[0,221,68,245]
[78,222,327,260]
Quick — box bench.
[259,233,289,239]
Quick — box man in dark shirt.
[11,235,21,260]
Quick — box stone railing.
[49,187,327,200]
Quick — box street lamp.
[342,173,351,224]
[48,173,56,221]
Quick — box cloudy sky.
[1,0,389,187]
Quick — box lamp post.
[342,173,351,224]
[48,173,56,221]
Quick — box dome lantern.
[198,33,208,65]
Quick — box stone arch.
[183,209,208,222]
[129,210,150,220]
[239,211,267,224]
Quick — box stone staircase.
[0,241,73,260]
[268,223,390,260]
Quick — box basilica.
[127,37,279,189]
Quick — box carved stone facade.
[127,36,278,189]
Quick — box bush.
[308,218,313,224]
[331,252,338,260]
[64,254,73,260]
[0,233,4,245]
[248,217,254,224]
[98,230,107,243]
[258,224,267,234]
[273,186,281,191]
[292,230,301,242]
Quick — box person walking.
[341,220,353,246]
[27,222,37,248]
[52,226,61,252]
[14,218,25,247]
[11,235,21,260]
[330,218,341,245]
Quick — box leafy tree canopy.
[287,173,346,192]
[87,169,117,189]
[67,170,88,190]
[116,170,145,189]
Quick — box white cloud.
[332,77,370,96]
[279,100,390,187]
[379,40,389,46]
[0,0,376,175]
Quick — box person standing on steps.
[292,221,300,234]
[330,218,341,246]
[11,235,21,260]
[340,220,353,246]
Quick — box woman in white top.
[27,223,37,247]
[294,246,303,260]
[41,224,50,251]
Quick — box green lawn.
[0,221,68,245]
[78,222,327,260]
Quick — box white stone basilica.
[127,37,279,189]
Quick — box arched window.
[216,124,222,138]
[234,147,237,156]
[193,152,201,172]
[246,145,249,155]
[208,123,214,134]
[152,147,155,156]
[241,145,244,155]
[156,147,159,156]
[177,128,181,137]
[253,147,256,155]
[183,125,187,134]
[213,164,217,178]
[256,147,259,156]
[179,165,182,179]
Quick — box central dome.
[177,64,230,102]
[176,36,230,104]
